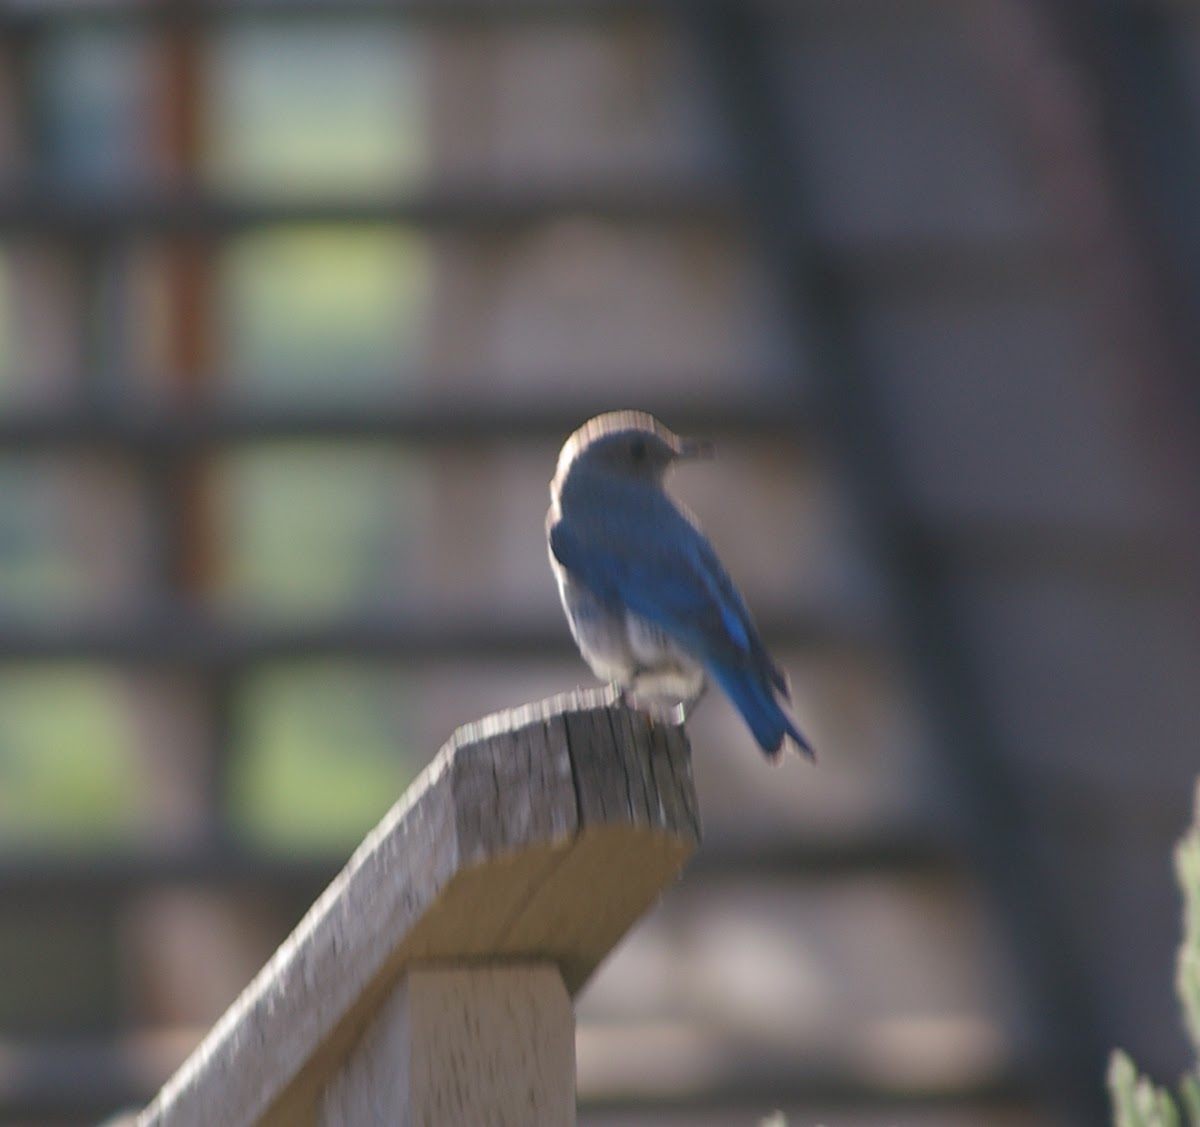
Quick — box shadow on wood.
[134,687,701,1127]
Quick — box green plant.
[1109,780,1200,1126]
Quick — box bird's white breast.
[550,548,705,711]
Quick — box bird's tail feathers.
[711,662,815,763]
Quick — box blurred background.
[0,0,1198,1124]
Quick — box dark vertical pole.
[155,20,236,838]
[1037,0,1200,574]
[684,3,1106,1123]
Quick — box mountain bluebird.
[547,410,813,761]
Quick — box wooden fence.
[128,688,700,1126]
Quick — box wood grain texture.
[320,963,574,1127]
[134,688,699,1127]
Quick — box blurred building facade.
[0,3,1198,1125]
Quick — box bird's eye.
[629,438,647,462]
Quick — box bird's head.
[552,411,712,492]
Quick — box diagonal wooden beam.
[134,689,700,1127]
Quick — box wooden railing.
[131,688,700,1126]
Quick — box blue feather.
[710,662,814,760]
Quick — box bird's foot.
[608,682,694,730]
[673,687,707,724]
[608,682,632,708]
[632,695,689,729]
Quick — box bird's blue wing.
[549,506,759,665]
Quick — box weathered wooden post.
[133,688,700,1127]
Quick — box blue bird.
[546,410,813,761]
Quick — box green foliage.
[218,444,424,620]
[229,662,419,852]
[1109,781,1200,1127]
[0,667,140,844]
[1110,1051,1183,1127]
[1179,808,1200,1059]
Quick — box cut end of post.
[447,686,700,852]
[440,687,701,991]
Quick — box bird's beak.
[675,436,714,461]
